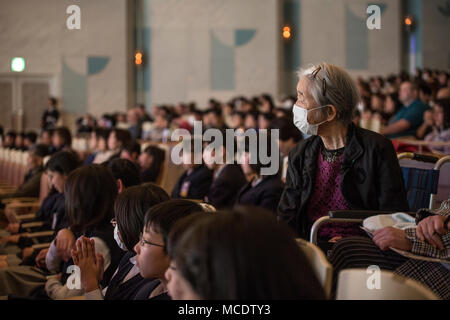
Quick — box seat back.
[401,167,439,211]
[336,268,439,300]
[398,153,442,210]
[295,238,333,299]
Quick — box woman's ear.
[327,105,338,122]
[117,179,124,193]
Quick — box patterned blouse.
[306,143,366,240]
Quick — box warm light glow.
[135,51,143,66]
[405,17,412,26]
[282,26,291,39]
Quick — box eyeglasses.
[308,66,327,97]
[110,218,117,228]
[139,232,164,248]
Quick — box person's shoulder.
[354,125,394,150]
[193,165,213,179]
[262,175,284,189]
[288,135,317,161]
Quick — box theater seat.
[336,268,439,300]
[295,238,332,299]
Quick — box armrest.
[60,296,86,300]
[6,201,40,209]
[32,242,51,250]
[22,221,44,229]
[27,231,54,238]
[329,210,415,220]
[15,213,37,222]
[2,197,39,204]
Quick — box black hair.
[261,94,275,112]
[122,141,141,157]
[418,82,432,96]
[386,92,402,114]
[45,151,80,176]
[24,131,38,144]
[243,129,277,175]
[53,127,72,147]
[259,112,275,122]
[115,183,170,251]
[434,98,450,130]
[144,199,205,253]
[269,117,302,143]
[105,158,141,188]
[141,145,166,182]
[29,144,50,158]
[6,130,17,139]
[111,128,132,148]
[49,97,58,107]
[167,206,326,300]
[96,128,111,143]
[65,164,117,234]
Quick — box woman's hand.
[35,248,49,269]
[373,227,412,251]
[416,215,446,250]
[72,236,104,293]
[55,228,75,262]
[328,236,343,243]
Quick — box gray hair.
[297,63,360,124]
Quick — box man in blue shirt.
[382,81,429,138]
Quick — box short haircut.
[297,63,361,125]
[115,183,170,251]
[25,132,38,144]
[168,206,326,300]
[144,199,205,253]
[122,141,141,156]
[45,151,80,176]
[53,127,72,147]
[65,164,117,234]
[6,130,17,139]
[49,97,58,107]
[111,128,132,147]
[29,144,50,158]
[104,158,141,188]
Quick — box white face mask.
[292,104,329,136]
[114,225,128,251]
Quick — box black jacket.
[104,251,155,300]
[205,164,247,209]
[236,174,285,213]
[171,165,213,200]
[277,123,409,239]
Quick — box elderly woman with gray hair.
[278,63,409,246]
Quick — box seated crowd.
[0,64,448,300]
